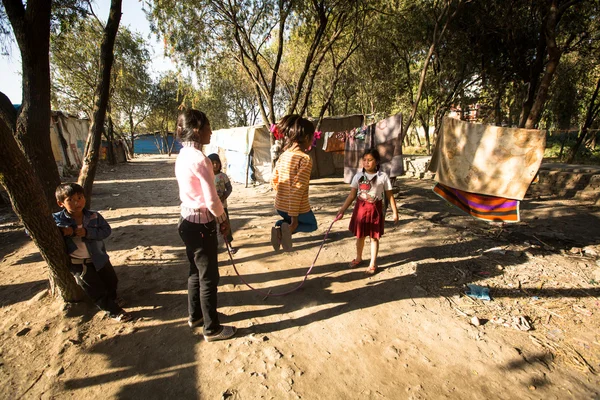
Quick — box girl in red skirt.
[337,149,399,275]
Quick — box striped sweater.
[272,149,312,216]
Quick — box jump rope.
[223,214,342,299]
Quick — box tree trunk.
[128,115,135,157]
[418,115,429,154]
[401,0,459,141]
[522,0,582,129]
[0,103,82,301]
[567,75,600,163]
[78,0,122,207]
[106,106,116,165]
[3,0,61,211]
[494,79,505,126]
[129,131,135,157]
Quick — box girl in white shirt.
[337,149,399,275]
[175,109,236,342]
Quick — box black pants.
[71,261,121,315]
[178,218,221,335]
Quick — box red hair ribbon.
[270,124,284,140]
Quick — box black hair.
[55,183,84,203]
[207,153,222,172]
[276,114,315,150]
[177,109,210,142]
[361,148,381,174]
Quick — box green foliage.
[50,17,103,116]
[50,15,154,141]
[544,131,600,164]
[144,71,184,135]
[51,0,88,34]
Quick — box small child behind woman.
[208,153,237,254]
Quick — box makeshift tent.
[205,114,364,185]
[49,111,127,176]
[204,125,271,184]
[49,111,90,176]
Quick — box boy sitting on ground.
[53,183,131,322]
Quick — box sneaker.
[270,226,281,251]
[188,317,204,328]
[280,223,293,252]
[204,325,237,342]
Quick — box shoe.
[348,259,363,268]
[229,247,238,255]
[109,311,132,322]
[271,226,281,251]
[280,223,293,252]
[204,325,237,342]
[188,317,204,328]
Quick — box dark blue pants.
[275,210,318,233]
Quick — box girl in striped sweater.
[270,115,318,251]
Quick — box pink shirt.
[175,143,225,223]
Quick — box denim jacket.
[52,208,112,271]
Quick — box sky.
[0,0,176,105]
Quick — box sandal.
[365,265,378,275]
[204,325,237,342]
[270,226,281,251]
[280,223,293,252]
[348,259,363,268]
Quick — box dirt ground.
[1,154,599,399]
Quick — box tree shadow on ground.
[61,259,201,399]
[0,280,47,306]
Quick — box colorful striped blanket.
[433,182,520,223]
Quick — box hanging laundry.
[373,113,404,178]
[323,131,346,152]
[429,117,546,200]
[322,132,333,151]
[344,113,403,183]
[354,127,367,140]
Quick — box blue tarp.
[134,134,182,154]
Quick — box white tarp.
[204,125,264,184]
[210,126,255,154]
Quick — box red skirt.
[349,199,384,239]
